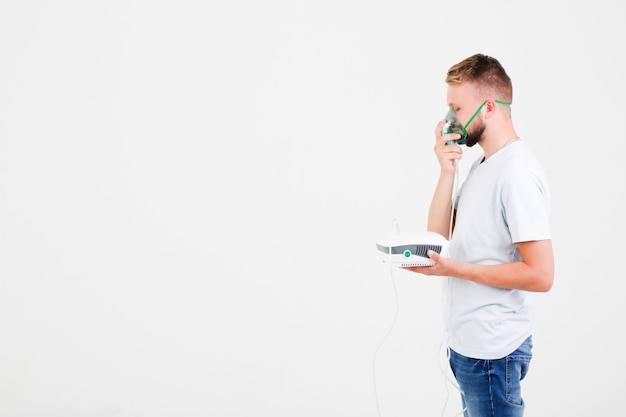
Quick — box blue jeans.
[448,336,533,417]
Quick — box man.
[405,54,554,416]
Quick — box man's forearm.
[427,172,455,238]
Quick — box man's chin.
[465,137,479,147]
[464,127,484,148]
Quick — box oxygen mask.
[442,108,467,145]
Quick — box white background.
[1,1,624,416]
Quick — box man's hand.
[403,250,456,276]
[435,119,463,174]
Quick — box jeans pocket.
[505,355,531,405]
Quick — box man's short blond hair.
[446,54,513,103]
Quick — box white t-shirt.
[444,141,551,360]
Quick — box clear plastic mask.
[442,108,467,145]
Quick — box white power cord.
[372,219,401,417]
[439,158,466,417]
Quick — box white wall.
[0,1,623,416]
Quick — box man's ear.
[484,99,498,118]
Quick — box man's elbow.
[533,269,554,292]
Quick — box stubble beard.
[465,125,485,148]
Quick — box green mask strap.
[463,99,511,132]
